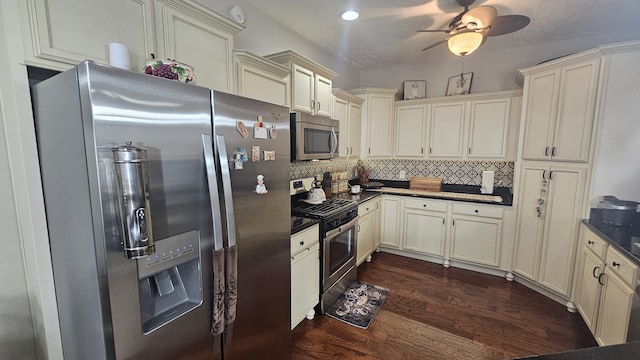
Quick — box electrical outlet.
[399,170,406,179]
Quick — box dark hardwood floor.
[291,252,597,359]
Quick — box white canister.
[351,184,361,194]
[109,43,131,70]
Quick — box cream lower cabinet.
[596,266,635,345]
[291,224,319,329]
[513,164,587,297]
[574,225,608,334]
[402,198,448,257]
[450,203,503,267]
[576,224,639,346]
[380,195,403,248]
[356,198,381,265]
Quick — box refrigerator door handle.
[203,134,226,342]
[215,134,238,342]
[215,135,237,247]
[202,134,224,251]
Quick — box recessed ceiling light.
[341,10,359,21]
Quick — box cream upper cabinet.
[520,57,600,162]
[266,51,337,117]
[333,89,363,158]
[154,0,242,93]
[395,103,428,158]
[233,50,290,107]
[393,91,520,160]
[467,98,511,158]
[21,0,156,71]
[351,88,399,158]
[429,101,466,158]
[512,164,587,297]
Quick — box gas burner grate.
[292,198,357,218]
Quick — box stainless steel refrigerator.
[32,61,291,360]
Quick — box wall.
[359,34,640,98]
[198,0,361,89]
[0,2,36,359]
[590,48,640,202]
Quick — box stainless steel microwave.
[290,112,339,161]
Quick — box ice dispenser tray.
[137,230,202,334]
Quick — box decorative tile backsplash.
[291,159,514,188]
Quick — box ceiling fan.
[418,0,530,56]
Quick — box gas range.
[292,198,357,219]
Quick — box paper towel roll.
[109,43,131,70]
[481,171,494,194]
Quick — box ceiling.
[241,0,640,70]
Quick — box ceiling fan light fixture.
[341,10,359,21]
[448,31,483,56]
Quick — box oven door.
[322,215,358,291]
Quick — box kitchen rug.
[325,281,389,329]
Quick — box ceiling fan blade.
[486,15,530,36]
[417,29,451,33]
[461,5,497,28]
[422,38,449,52]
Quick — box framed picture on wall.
[446,72,473,96]
[403,80,426,100]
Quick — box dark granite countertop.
[349,179,513,206]
[582,219,640,266]
[514,340,640,359]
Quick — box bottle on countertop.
[322,172,333,197]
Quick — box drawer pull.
[300,241,305,246]
[587,240,594,245]
[612,261,620,267]
[474,209,479,213]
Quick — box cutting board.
[409,177,443,192]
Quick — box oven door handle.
[325,215,359,240]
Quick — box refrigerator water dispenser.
[138,230,203,334]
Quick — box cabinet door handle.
[592,266,600,279]
[612,261,620,267]
[451,219,454,226]
[421,147,424,154]
[375,202,379,210]
[317,102,321,111]
[542,170,547,180]
[357,224,361,232]
[468,147,471,155]
[545,147,550,156]
[598,272,605,286]
[552,146,557,157]
[429,147,432,154]
[549,171,554,180]
[311,99,315,110]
